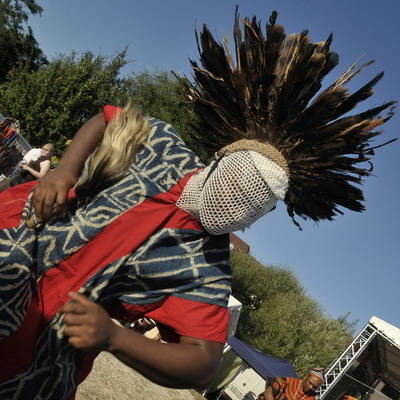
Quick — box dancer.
[14,143,54,183]
[0,9,395,400]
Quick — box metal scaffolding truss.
[318,322,379,399]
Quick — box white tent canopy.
[370,316,400,392]
[227,295,242,338]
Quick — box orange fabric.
[272,377,316,400]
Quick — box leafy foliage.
[231,250,354,376]
[0,51,127,153]
[120,71,205,160]
[0,59,203,157]
[0,0,46,82]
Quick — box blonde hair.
[42,143,55,156]
[76,102,150,195]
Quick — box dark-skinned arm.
[264,384,275,400]
[109,326,222,388]
[61,292,223,389]
[32,113,106,221]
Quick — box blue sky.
[29,1,399,331]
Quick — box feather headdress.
[177,8,396,227]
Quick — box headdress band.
[217,139,290,178]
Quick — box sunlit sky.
[29,0,399,331]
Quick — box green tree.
[120,71,205,160]
[0,51,127,152]
[0,64,203,157]
[231,250,353,376]
[0,0,46,81]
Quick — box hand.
[61,292,119,352]
[32,167,77,221]
[20,164,29,171]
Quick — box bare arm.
[264,385,275,400]
[62,293,223,389]
[55,113,106,178]
[32,113,106,221]
[109,327,222,388]
[21,159,51,179]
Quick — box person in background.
[16,143,55,183]
[22,147,42,164]
[259,369,325,400]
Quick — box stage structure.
[318,316,400,400]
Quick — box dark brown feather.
[178,10,397,226]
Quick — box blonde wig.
[75,102,150,195]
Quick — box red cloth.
[0,181,36,229]
[2,126,16,139]
[103,104,121,122]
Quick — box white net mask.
[177,150,289,235]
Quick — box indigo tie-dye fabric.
[0,112,231,399]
